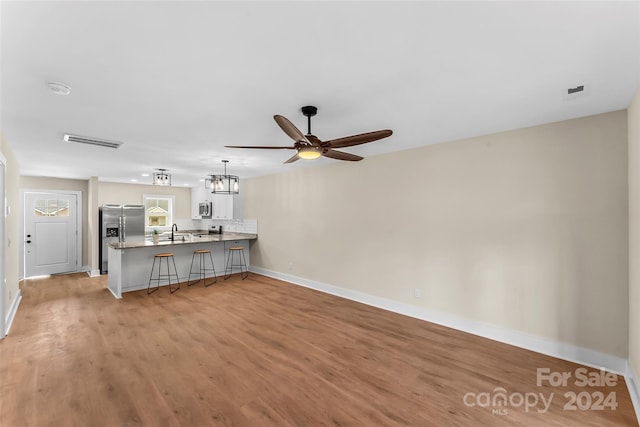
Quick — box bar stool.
[224,246,248,280]
[188,249,217,287]
[147,253,180,294]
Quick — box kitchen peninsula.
[107,232,257,298]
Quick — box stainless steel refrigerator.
[99,204,145,274]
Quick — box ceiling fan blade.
[325,129,393,149]
[322,149,363,162]
[225,145,295,149]
[274,115,310,144]
[284,153,300,164]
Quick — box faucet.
[171,224,178,241]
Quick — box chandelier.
[152,168,172,186]
[205,160,239,194]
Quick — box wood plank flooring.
[0,272,637,426]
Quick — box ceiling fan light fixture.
[297,146,322,160]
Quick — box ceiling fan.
[225,106,393,163]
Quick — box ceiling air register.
[63,134,123,149]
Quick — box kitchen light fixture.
[152,168,172,186]
[297,145,322,160]
[205,160,239,194]
[47,81,71,95]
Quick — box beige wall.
[0,135,21,320]
[245,110,629,357]
[629,87,640,378]
[98,181,191,220]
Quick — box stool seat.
[225,246,248,280]
[148,253,180,294]
[188,248,217,287]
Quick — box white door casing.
[0,153,6,337]
[24,191,80,277]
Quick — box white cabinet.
[191,186,211,219]
[212,194,233,219]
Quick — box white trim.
[86,269,101,277]
[20,189,83,278]
[627,362,640,422]
[5,289,21,336]
[250,266,628,375]
[0,154,5,338]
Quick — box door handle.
[26,240,32,244]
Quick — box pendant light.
[152,168,172,186]
[205,160,239,194]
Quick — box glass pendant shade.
[297,146,322,160]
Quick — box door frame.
[0,152,6,338]
[20,189,83,279]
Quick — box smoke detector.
[47,81,71,96]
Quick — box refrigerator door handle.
[119,216,124,242]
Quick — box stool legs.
[147,256,160,294]
[188,251,217,287]
[147,254,180,294]
[224,248,248,280]
[168,255,180,293]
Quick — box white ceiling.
[1,1,639,187]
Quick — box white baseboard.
[627,362,640,422]
[5,289,22,336]
[250,266,628,375]
[86,269,101,277]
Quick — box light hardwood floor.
[0,272,637,426]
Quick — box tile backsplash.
[180,218,257,234]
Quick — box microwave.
[199,202,212,218]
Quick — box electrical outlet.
[414,288,421,298]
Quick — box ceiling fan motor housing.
[301,106,317,117]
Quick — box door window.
[34,199,70,217]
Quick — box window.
[143,195,174,230]
[34,199,69,217]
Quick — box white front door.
[24,192,78,277]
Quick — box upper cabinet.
[191,186,211,220]
[191,187,234,220]
[212,194,233,219]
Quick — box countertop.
[108,232,257,249]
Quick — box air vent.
[562,83,589,101]
[567,85,584,95]
[63,134,122,149]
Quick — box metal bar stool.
[188,249,217,287]
[147,253,180,294]
[224,246,248,280]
